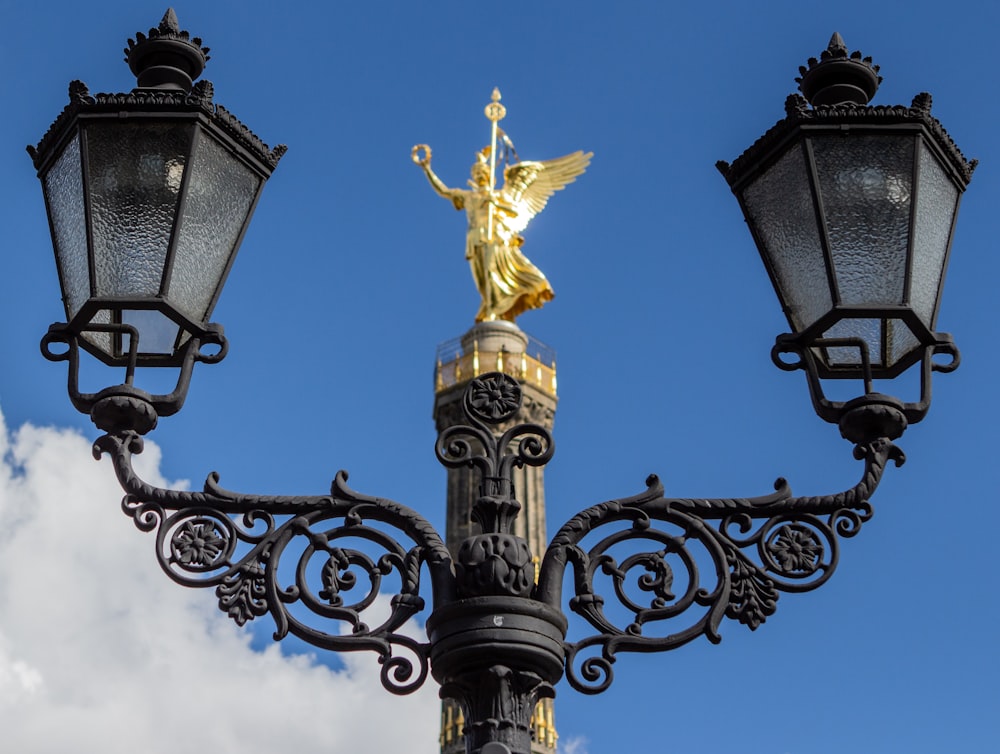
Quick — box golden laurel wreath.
[411,144,431,166]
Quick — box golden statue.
[413,89,592,322]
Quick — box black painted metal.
[77,371,903,754]
[125,8,210,92]
[535,429,899,694]
[40,323,226,420]
[773,334,960,426]
[796,31,882,107]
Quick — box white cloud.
[0,409,439,753]
[559,736,589,754]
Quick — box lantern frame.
[718,35,975,425]
[29,84,285,369]
[28,10,284,417]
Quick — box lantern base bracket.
[40,322,227,420]
[771,330,959,427]
[837,394,907,445]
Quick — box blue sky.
[1,1,998,752]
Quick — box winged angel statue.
[413,89,592,322]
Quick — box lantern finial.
[796,33,882,107]
[124,9,211,92]
[159,7,181,34]
[826,31,848,56]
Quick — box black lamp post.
[28,16,974,754]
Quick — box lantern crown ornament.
[28,9,285,422]
[717,34,975,429]
[124,8,211,92]
[795,32,882,106]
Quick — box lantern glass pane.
[821,317,918,371]
[79,309,112,356]
[86,122,193,297]
[811,134,913,306]
[741,145,830,330]
[822,317,881,367]
[43,134,90,320]
[889,322,920,367]
[120,309,181,356]
[910,142,958,329]
[169,132,262,323]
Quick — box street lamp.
[29,9,285,421]
[717,32,974,431]
[27,15,974,754]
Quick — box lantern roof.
[27,8,285,176]
[27,82,286,175]
[717,34,976,190]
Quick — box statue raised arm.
[412,144,465,211]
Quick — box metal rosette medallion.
[465,372,523,424]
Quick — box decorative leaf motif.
[456,534,534,598]
[727,558,778,630]
[216,562,267,626]
[318,549,354,606]
[638,552,675,606]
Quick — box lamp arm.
[92,426,455,696]
[536,435,904,695]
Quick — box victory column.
[415,90,591,754]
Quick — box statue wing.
[499,151,593,234]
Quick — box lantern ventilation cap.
[796,32,882,107]
[124,8,210,92]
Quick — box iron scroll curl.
[536,438,901,694]
[94,426,454,696]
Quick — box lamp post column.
[434,321,558,754]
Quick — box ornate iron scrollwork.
[85,370,905,750]
[94,418,454,695]
[435,373,553,599]
[536,436,902,694]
